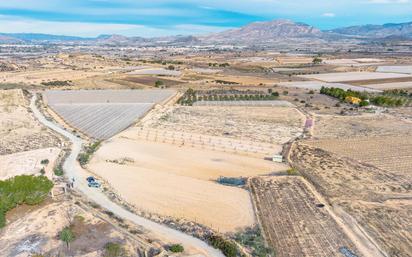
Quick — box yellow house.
[345,96,362,105]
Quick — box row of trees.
[320,86,407,107]
[178,88,280,106]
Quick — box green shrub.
[169,244,184,253]
[104,242,126,257]
[54,166,64,176]
[208,235,238,257]
[0,175,53,227]
[40,159,49,165]
[59,227,75,249]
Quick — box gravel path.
[30,94,225,257]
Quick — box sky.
[0,0,411,37]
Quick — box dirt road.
[30,94,225,257]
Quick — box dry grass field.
[306,136,412,178]
[144,106,304,145]
[250,176,360,257]
[0,89,61,155]
[88,135,283,232]
[289,142,412,256]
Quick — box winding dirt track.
[30,94,225,257]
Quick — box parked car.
[86,176,95,183]
[88,181,101,188]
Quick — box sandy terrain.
[0,147,60,180]
[0,89,61,155]
[0,200,154,257]
[299,71,412,82]
[88,137,269,232]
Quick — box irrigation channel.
[30,94,225,257]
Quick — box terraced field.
[44,90,175,139]
[250,176,359,257]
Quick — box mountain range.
[1,19,411,45]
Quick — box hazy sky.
[0,0,411,37]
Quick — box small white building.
[272,155,284,163]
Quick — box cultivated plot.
[89,137,262,232]
[51,103,153,139]
[278,81,381,92]
[250,177,359,257]
[299,72,412,83]
[193,100,294,107]
[44,90,175,139]
[363,81,412,90]
[144,106,304,145]
[376,66,412,74]
[128,68,181,76]
[306,136,412,179]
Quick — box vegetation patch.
[235,227,275,257]
[169,244,184,253]
[78,141,101,166]
[216,176,246,186]
[208,234,238,257]
[320,86,408,107]
[0,175,53,227]
[104,242,127,257]
[178,88,279,106]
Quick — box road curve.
[30,94,225,257]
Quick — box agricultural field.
[362,81,412,90]
[0,147,60,180]
[44,89,175,139]
[121,127,284,157]
[250,176,360,257]
[299,71,412,83]
[128,68,181,76]
[278,81,381,92]
[324,58,385,67]
[376,66,412,74]
[313,114,412,139]
[193,100,294,107]
[289,142,412,256]
[0,89,61,155]
[143,106,305,145]
[305,136,412,178]
[88,136,271,232]
[0,68,102,85]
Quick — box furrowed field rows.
[51,103,153,139]
[44,89,176,139]
[306,136,412,177]
[250,177,359,257]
